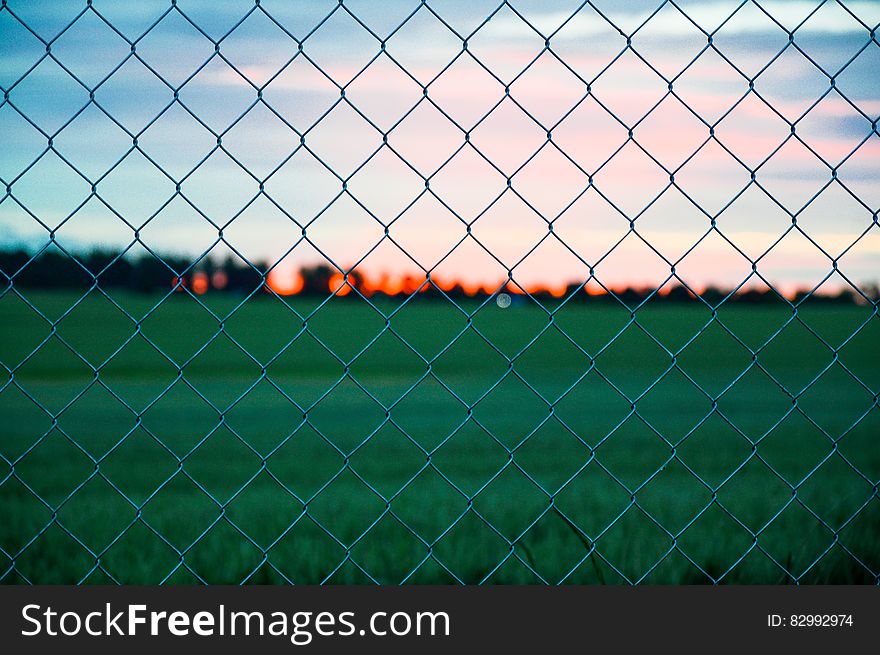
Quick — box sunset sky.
[1,0,878,296]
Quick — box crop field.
[1,290,878,584]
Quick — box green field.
[1,290,878,584]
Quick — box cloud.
[486,1,879,40]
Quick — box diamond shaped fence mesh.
[0,0,878,584]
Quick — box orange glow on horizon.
[329,273,353,296]
[266,269,304,296]
[258,268,754,300]
[169,267,816,300]
[458,280,488,296]
[343,273,600,298]
[432,277,456,292]
[583,280,607,296]
[191,272,209,295]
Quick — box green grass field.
[1,290,878,584]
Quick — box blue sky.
[1,0,878,294]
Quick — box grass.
[1,289,878,584]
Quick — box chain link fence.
[0,0,878,584]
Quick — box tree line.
[0,247,869,305]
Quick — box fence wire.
[0,0,878,584]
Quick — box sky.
[0,0,878,296]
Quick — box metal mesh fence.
[0,0,878,584]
